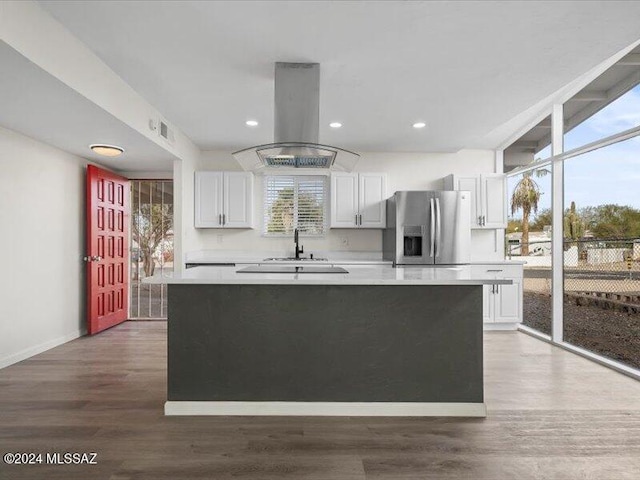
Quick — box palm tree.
[511,172,541,256]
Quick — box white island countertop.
[146,264,513,286]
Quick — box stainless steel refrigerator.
[383,191,471,265]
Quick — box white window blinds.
[263,176,327,235]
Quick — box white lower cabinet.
[472,264,523,329]
[494,280,522,323]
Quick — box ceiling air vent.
[158,119,175,144]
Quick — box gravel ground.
[523,291,640,370]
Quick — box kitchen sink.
[237,265,348,274]
[263,257,328,262]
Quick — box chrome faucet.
[294,228,304,259]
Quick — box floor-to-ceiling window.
[562,137,640,370]
[559,52,640,371]
[130,180,173,319]
[505,45,640,376]
[505,115,553,337]
[507,167,553,336]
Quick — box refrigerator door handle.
[435,197,441,258]
[429,197,436,257]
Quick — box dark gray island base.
[166,283,486,417]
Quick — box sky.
[508,84,640,220]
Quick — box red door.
[86,165,130,335]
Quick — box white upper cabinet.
[358,173,387,228]
[195,171,253,228]
[481,174,507,228]
[223,172,253,228]
[444,174,506,229]
[330,173,359,228]
[195,172,224,228]
[330,173,386,229]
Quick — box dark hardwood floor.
[1,322,639,479]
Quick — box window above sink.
[263,175,328,237]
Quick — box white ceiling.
[33,1,640,153]
[0,41,176,172]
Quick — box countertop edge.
[146,277,513,286]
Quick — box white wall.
[0,0,200,165]
[183,149,503,261]
[0,126,86,368]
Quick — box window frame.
[262,174,329,237]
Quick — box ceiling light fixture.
[245,120,259,127]
[89,144,124,157]
[329,122,342,128]
[412,122,427,129]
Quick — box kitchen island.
[149,265,511,417]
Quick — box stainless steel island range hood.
[232,63,360,171]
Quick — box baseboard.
[0,329,84,370]
[484,322,519,331]
[164,401,487,417]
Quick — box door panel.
[358,173,386,228]
[495,280,521,322]
[223,172,253,228]
[483,285,494,323]
[86,165,130,334]
[394,191,434,265]
[330,173,358,228]
[194,172,223,227]
[456,176,481,228]
[433,191,471,265]
[482,174,507,228]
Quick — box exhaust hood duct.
[232,63,360,171]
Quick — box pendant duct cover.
[233,63,359,171]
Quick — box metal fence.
[508,237,640,322]
[130,180,173,319]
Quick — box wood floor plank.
[0,321,639,479]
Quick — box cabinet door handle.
[478,216,482,226]
[359,214,362,225]
[355,214,358,226]
[219,213,222,225]
[483,215,486,226]
[223,213,226,225]
[487,269,503,272]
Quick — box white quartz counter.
[147,264,513,286]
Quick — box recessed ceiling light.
[245,120,259,127]
[412,122,427,129]
[90,144,124,157]
[329,122,342,128]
